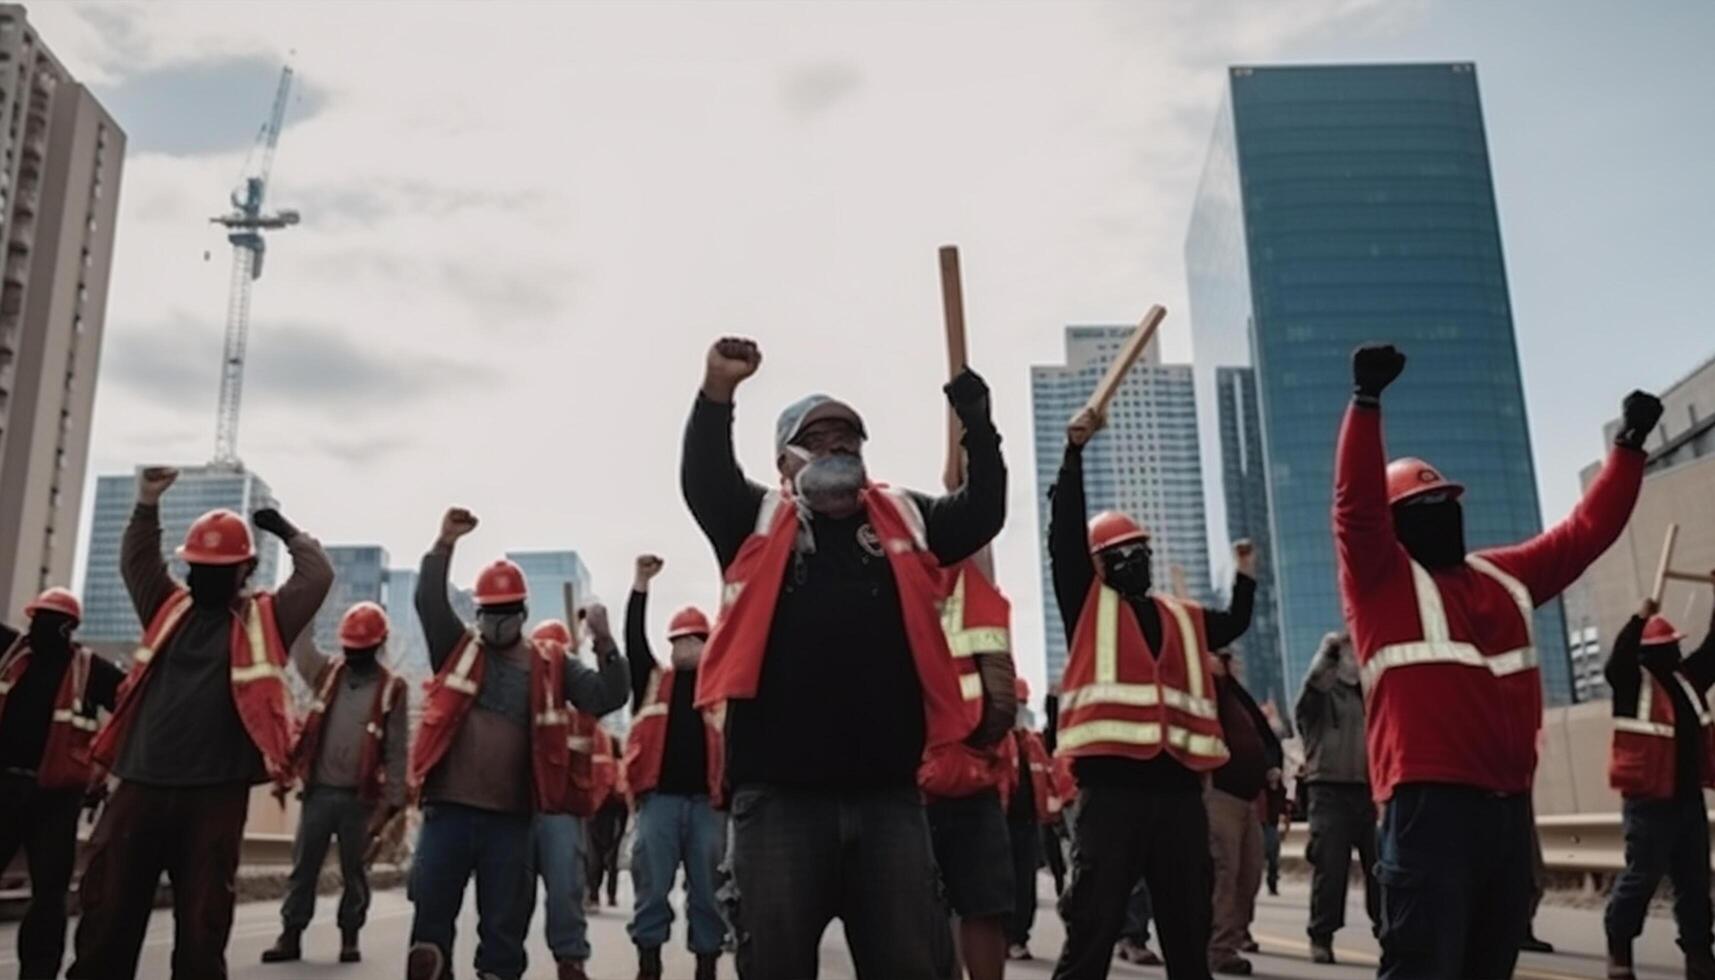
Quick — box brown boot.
[695,952,719,980]
[636,945,664,980]
[259,928,301,964]
[557,959,591,980]
[339,927,361,963]
[408,942,447,980]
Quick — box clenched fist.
[1352,344,1407,401]
[703,337,762,403]
[439,508,479,547]
[584,603,612,644]
[137,466,180,506]
[1233,539,1258,578]
[1066,407,1105,448]
[634,554,665,590]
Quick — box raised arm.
[1602,601,1650,708]
[562,603,631,717]
[683,338,769,570]
[289,627,332,687]
[417,508,479,672]
[1205,544,1258,649]
[255,509,335,647]
[1296,633,1345,735]
[1683,583,1715,693]
[1048,439,1096,640]
[918,369,1007,566]
[382,677,409,810]
[1334,346,1408,602]
[122,467,184,625]
[626,555,665,711]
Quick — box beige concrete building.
[0,6,125,621]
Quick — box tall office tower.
[383,566,431,682]
[507,549,594,623]
[311,545,391,652]
[1186,63,1571,703]
[0,6,125,618]
[1216,366,1285,712]
[1032,326,1209,683]
[81,465,281,644]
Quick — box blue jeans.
[1376,784,1532,980]
[1604,794,1713,955]
[629,792,726,955]
[529,814,590,962]
[409,803,534,980]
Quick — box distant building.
[1032,326,1209,683]
[507,549,594,625]
[1185,62,1573,704]
[81,465,281,644]
[311,545,390,652]
[0,6,126,619]
[1216,366,1286,714]
[383,566,430,682]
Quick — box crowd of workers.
[0,337,1708,980]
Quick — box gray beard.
[796,454,866,511]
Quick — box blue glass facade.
[1186,63,1572,705]
[312,545,392,652]
[1216,366,1286,714]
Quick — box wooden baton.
[1651,524,1679,604]
[1085,305,1167,419]
[941,245,969,493]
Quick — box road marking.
[1252,931,1602,980]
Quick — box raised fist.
[137,466,180,505]
[1352,344,1407,400]
[704,337,763,402]
[634,554,665,588]
[1233,538,1258,578]
[439,508,479,545]
[584,602,612,642]
[944,368,992,426]
[1066,407,1106,448]
[1615,390,1664,451]
[252,508,300,541]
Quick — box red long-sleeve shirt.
[1334,403,1644,802]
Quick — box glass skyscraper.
[311,545,392,652]
[1032,327,1209,685]
[81,465,282,644]
[507,549,594,626]
[1216,366,1286,715]
[1186,63,1571,704]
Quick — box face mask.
[1336,649,1361,687]
[477,610,526,649]
[794,451,867,509]
[670,636,706,671]
[1100,545,1154,599]
[27,612,75,654]
[344,646,381,670]
[188,563,246,609]
[1641,642,1681,674]
[1393,499,1466,569]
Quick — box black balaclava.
[1641,640,1682,676]
[477,602,527,649]
[1099,542,1154,600]
[1392,498,1467,569]
[27,611,76,657]
[344,644,382,672]
[188,562,250,609]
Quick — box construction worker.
[625,553,726,980]
[1205,650,1281,977]
[0,589,123,979]
[586,727,630,910]
[262,601,409,965]
[523,618,612,980]
[1048,406,1255,980]
[1000,677,1059,962]
[405,508,629,980]
[69,466,334,980]
[1603,587,1715,980]
[1292,632,1377,966]
[1335,345,1657,979]
[684,336,1005,979]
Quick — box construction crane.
[209,64,300,467]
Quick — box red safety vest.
[93,589,296,788]
[565,710,615,817]
[627,667,726,806]
[1609,667,1715,800]
[998,727,1063,825]
[919,560,1014,799]
[607,730,630,802]
[0,637,100,791]
[292,660,407,803]
[695,485,971,758]
[408,632,575,813]
[1056,583,1228,771]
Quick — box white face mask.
[794,452,866,502]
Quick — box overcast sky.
[38,0,1714,692]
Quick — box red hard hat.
[1015,676,1031,703]
[177,509,256,565]
[1642,615,1685,646]
[25,587,82,622]
[1088,511,1150,555]
[474,559,528,606]
[667,606,712,640]
[1385,458,1465,507]
[338,601,390,649]
[532,619,573,646]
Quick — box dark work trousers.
[0,773,83,979]
[1604,794,1713,957]
[67,781,251,980]
[585,798,628,906]
[725,784,952,980]
[1305,782,1380,944]
[1005,814,1042,946]
[280,785,374,932]
[1375,784,1533,980]
[1120,878,1152,945]
[408,802,535,980]
[1041,821,1068,896]
[1262,821,1281,892]
[1051,783,1212,980]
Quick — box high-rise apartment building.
[0,6,125,618]
[1216,366,1286,712]
[311,545,391,652]
[81,465,281,643]
[1186,63,1572,704]
[1032,327,1209,683]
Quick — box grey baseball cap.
[775,394,867,455]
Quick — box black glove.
[944,367,992,428]
[252,508,300,542]
[1614,390,1664,451]
[1352,344,1407,402]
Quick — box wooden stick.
[941,245,968,493]
[1651,524,1679,604]
[1664,569,1712,585]
[1085,305,1167,418]
[1170,564,1189,600]
[562,581,580,645]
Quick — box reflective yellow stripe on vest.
[133,593,194,667]
[940,569,1011,659]
[52,708,99,732]
[1062,588,1216,721]
[1057,719,1228,760]
[445,635,481,695]
[1619,672,1715,738]
[231,601,285,685]
[1361,557,1538,690]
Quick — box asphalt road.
[0,874,1689,979]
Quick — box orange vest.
[565,710,614,817]
[0,637,100,791]
[1609,667,1715,800]
[998,728,1063,825]
[408,633,575,813]
[292,661,407,803]
[1056,583,1228,771]
[627,667,726,806]
[695,486,971,760]
[608,731,630,802]
[93,589,296,787]
[919,560,1014,799]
